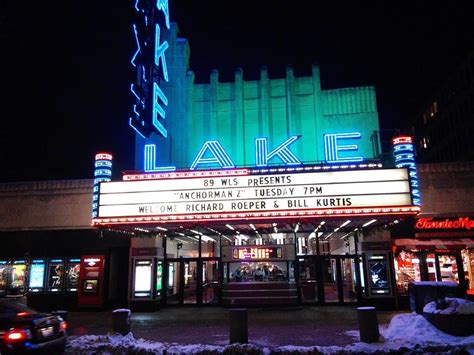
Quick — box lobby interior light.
[340,220,351,228]
[249,223,257,230]
[294,223,300,233]
[363,219,377,227]
[201,235,214,242]
[206,227,222,235]
[190,229,202,235]
[175,238,189,244]
[323,231,335,240]
[225,224,234,230]
[314,221,326,232]
[340,232,352,240]
[156,226,168,231]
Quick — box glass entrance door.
[322,257,340,303]
[298,258,318,303]
[182,260,197,304]
[298,256,359,304]
[341,258,358,302]
[166,258,222,305]
[202,259,220,304]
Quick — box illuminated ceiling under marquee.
[92,167,419,227]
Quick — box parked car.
[0,298,66,353]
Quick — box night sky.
[1,1,474,182]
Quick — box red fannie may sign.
[416,217,474,230]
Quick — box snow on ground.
[67,312,474,354]
[423,297,474,315]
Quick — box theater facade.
[90,1,420,310]
[0,2,429,311]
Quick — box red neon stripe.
[95,153,113,160]
[123,168,249,181]
[392,136,413,145]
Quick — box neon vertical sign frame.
[129,0,171,139]
[392,136,420,206]
[92,153,113,218]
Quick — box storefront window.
[426,253,437,281]
[394,251,421,295]
[463,249,474,295]
[438,255,458,282]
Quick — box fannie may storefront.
[90,1,420,310]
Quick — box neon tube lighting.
[123,168,249,181]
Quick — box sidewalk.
[67,306,404,347]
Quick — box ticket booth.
[77,255,106,309]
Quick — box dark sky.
[1,1,474,182]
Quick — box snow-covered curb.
[66,313,474,354]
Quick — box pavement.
[66,306,405,347]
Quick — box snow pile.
[423,297,474,315]
[67,333,258,354]
[334,312,474,353]
[67,313,474,354]
[67,333,167,354]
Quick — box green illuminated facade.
[134,26,381,170]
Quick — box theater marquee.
[92,167,419,225]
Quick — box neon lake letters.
[144,132,363,172]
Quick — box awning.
[394,238,474,250]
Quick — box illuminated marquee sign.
[416,217,474,230]
[232,247,283,260]
[93,168,418,225]
[129,0,171,139]
[144,132,364,172]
